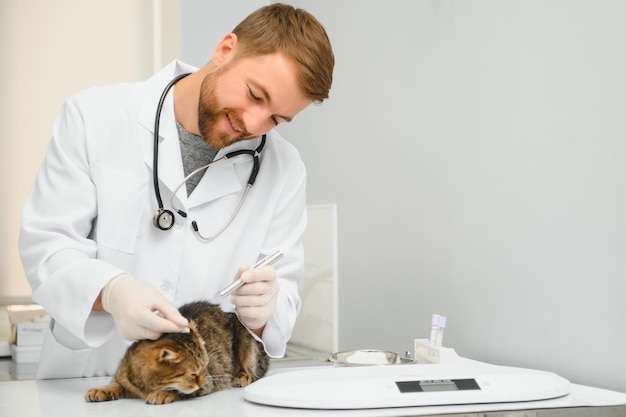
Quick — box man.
[19,3,334,378]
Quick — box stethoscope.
[152,73,266,240]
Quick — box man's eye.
[271,116,279,126]
[249,88,261,102]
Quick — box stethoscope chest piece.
[153,208,175,230]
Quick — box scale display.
[396,378,480,393]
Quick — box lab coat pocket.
[93,163,148,254]
[36,319,92,379]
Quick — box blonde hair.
[232,3,334,103]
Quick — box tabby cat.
[85,300,270,405]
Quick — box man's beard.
[197,71,255,149]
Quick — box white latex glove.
[231,265,279,331]
[101,274,189,341]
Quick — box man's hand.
[230,265,279,334]
[101,274,189,341]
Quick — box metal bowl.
[328,349,401,366]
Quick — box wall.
[274,1,625,391]
[0,0,178,303]
[290,205,339,354]
[179,0,268,68]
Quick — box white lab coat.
[19,61,306,379]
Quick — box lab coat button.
[159,283,170,293]
[174,219,183,229]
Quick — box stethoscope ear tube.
[248,135,265,186]
[249,154,261,186]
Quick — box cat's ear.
[158,348,180,364]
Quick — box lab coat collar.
[138,60,197,141]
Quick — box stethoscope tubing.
[153,73,192,213]
[152,72,266,239]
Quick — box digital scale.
[244,360,571,410]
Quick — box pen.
[219,250,284,297]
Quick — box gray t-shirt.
[176,122,218,196]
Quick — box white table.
[1,359,625,417]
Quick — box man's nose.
[243,106,274,135]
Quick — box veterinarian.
[18,3,334,379]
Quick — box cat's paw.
[232,373,255,387]
[146,391,179,405]
[85,387,121,402]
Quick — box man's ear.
[212,33,239,66]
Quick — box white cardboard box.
[9,360,38,380]
[10,344,42,364]
[6,304,48,324]
[15,322,47,346]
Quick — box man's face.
[198,51,311,149]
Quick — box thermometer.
[219,250,283,297]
